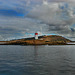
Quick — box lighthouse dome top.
[35,33,38,35]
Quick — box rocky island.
[0,35,74,45]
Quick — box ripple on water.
[0,45,75,75]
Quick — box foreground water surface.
[0,45,75,75]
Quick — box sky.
[0,0,75,40]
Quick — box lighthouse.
[35,33,38,40]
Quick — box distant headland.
[0,34,75,45]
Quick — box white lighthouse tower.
[35,33,38,40]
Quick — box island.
[0,35,75,45]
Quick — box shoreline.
[0,35,75,45]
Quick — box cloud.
[28,2,72,25]
[0,0,33,17]
[47,0,75,2]
[28,3,60,24]
[0,0,75,40]
[0,16,49,40]
[0,26,23,40]
[0,35,4,41]
[27,2,75,39]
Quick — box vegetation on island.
[0,35,73,45]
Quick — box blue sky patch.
[0,9,25,17]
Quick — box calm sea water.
[0,45,75,75]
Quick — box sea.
[0,45,75,75]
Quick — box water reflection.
[34,46,38,61]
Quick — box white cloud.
[28,2,74,25]
[27,2,75,39]
[0,1,75,40]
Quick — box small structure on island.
[35,33,38,40]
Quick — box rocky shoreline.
[0,35,75,45]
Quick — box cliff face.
[0,35,71,45]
